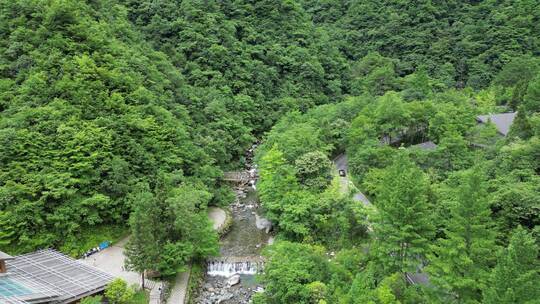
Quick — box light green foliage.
[494,56,539,109]
[347,266,377,304]
[0,0,538,302]
[125,178,218,277]
[428,169,497,303]
[483,227,540,304]
[258,146,299,224]
[260,121,331,163]
[435,130,473,173]
[370,153,434,274]
[401,67,433,101]
[257,138,366,243]
[294,151,333,191]
[306,281,328,303]
[124,185,160,282]
[489,137,540,234]
[375,273,405,304]
[374,92,411,143]
[350,52,400,96]
[105,279,135,304]
[257,241,330,304]
[474,89,497,114]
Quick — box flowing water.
[195,187,271,303]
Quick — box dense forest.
[0,0,539,303]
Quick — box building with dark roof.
[0,249,113,304]
[476,112,517,136]
[410,141,438,150]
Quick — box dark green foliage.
[122,0,348,140]
[0,0,214,253]
[306,0,540,88]
[125,177,218,277]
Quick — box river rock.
[255,214,273,233]
[227,274,241,287]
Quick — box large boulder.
[227,274,241,287]
[255,214,273,233]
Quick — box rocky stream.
[194,144,273,304]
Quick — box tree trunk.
[141,272,145,289]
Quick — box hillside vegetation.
[0,1,539,302]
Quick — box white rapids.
[207,260,263,277]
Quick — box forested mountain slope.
[304,0,540,89]
[123,0,349,162]
[0,1,539,300]
[0,0,217,253]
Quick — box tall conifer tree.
[428,169,497,303]
[373,152,435,274]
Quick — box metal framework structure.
[1,249,114,304]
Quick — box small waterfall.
[207,260,263,277]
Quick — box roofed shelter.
[476,112,517,136]
[0,249,114,304]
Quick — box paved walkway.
[81,207,227,304]
[149,281,164,304]
[80,237,162,303]
[167,267,191,304]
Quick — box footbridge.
[223,171,252,184]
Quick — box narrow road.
[333,154,371,206]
